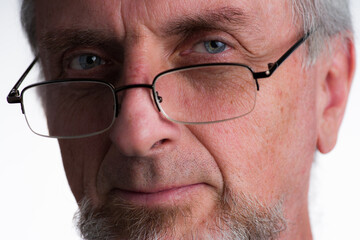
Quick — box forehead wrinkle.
[161,6,250,37]
[38,28,121,54]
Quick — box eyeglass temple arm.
[6,33,310,103]
[7,57,38,104]
[253,32,311,80]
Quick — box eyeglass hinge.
[7,89,21,104]
[266,62,279,76]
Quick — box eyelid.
[192,40,229,54]
[63,48,110,69]
[180,33,236,56]
[60,49,117,80]
[69,54,106,70]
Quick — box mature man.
[8,0,355,239]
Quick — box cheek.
[249,70,317,199]
[188,68,317,204]
[58,135,111,202]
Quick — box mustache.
[75,193,191,240]
[74,187,286,240]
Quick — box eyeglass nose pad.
[114,85,163,118]
[113,87,130,118]
[153,90,162,112]
[155,91,163,103]
[113,90,122,118]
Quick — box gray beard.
[74,187,286,240]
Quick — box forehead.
[34,0,294,40]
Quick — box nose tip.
[109,87,180,157]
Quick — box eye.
[193,40,228,54]
[69,54,105,70]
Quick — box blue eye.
[204,41,227,54]
[193,40,228,54]
[70,54,105,70]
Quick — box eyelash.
[69,54,106,70]
[193,40,229,54]
[177,35,234,64]
[62,34,235,75]
[60,51,116,81]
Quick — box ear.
[317,35,356,154]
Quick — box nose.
[109,77,181,157]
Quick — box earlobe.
[316,36,356,154]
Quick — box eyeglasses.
[7,33,311,139]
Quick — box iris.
[204,41,227,54]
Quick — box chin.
[74,187,286,240]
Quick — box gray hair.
[291,0,353,65]
[20,0,353,64]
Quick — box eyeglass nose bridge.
[113,83,162,117]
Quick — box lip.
[111,183,206,206]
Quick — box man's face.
[35,0,319,238]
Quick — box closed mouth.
[111,183,207,206]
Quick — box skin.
[34,0,355,239]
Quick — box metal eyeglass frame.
[7,32,311,131]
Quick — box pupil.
[205,41,226,54]
[79,55,101,70]
[87,56,96,64]
[210,41,219,49]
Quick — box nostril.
[151,139,168,149]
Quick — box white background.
[0,1,359,239]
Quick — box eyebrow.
[38,29,120,54]
[162,7,250,36]
[38,7,250,54]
